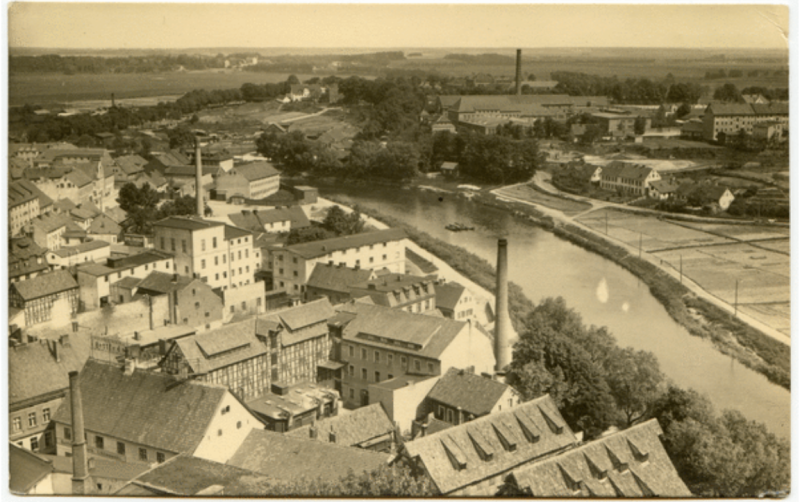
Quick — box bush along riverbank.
[473,191,790,390]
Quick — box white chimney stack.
[494,238,513,373]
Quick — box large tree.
[713,83,743,103]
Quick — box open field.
[653,245,789,305]
[753,239,791,254]
[738,303,791,337]
[495,183,592,215]
[577,209,733,251]
[9,71,321,106]
[677,222,790,243]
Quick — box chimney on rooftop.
[515,49,523,96]
[494,239,513,374]
[51,339,60,363]
[195,137,203,217]
[69,371,90,495]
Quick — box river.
[316,182,790,439]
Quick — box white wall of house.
[192,391,261,464]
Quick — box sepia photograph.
[5,2,792,497]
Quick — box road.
[491,174,790,347]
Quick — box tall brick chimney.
[195,137,203,217]
[515,49,523,96]
[494,239,513,373]
[69,371,90,495]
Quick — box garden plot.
[678,222,790,242]
[738,303,791,337]
[577,210,733,251]
[753,239,791,255]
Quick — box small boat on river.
[445,222,475,232]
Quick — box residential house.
[163,165,220,196]
[676,183,735,211]
[680,119,705,140]
[161,319,270,400]
[129,170,169,192]
[348,273,437,314]
[257,298,337,386]
[144,149,193,176]
[590,110,644,138]
[753,121,787,142]
[9,236,51,284]
[86,213,123,244]
[435,281,476,321]
[648,179,680,200]
[227,206,310,235]
[304,263,376,304]
[10,269,80,326]
[112,154,148,182]
[153,216,260,291]
[135,271,224,330]
[246,382,340,432]
[115,455,273,496]
[440,162,459,177]
[598,162,661,196]
[9,180,53,237]
[51,358,263,465]
[270,228,407,295]
[10,444,57,495]
[286,402,395,453]
[431,114,457,134]
[403,395,580,496]
[215,161,281,200]
[75,250,175,310]
[741,93,770,105]
[227,429,390,484]
[9,334,92,453]
[422,367,521,427]
[504,419,692,497]
[28,212,84,250]
[334,301,495,430]
[46,240,111,269]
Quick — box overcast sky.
[8,2,790,50]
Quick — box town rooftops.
[287,403,394,448]
[751,102,789,115]
[649,180,680,194]
[232,161,280,181]
[507,419,691,497]
[51,359,231,455]
[9,335,92,407]
[228,428,390,484]
[153,216,225,231]
[404,394,579,495]
[705,102,756,116]
[114,154,148,175]
[285,228,407,260]
[224,224,253,240]
[9,444,53,494]
[336,301,468,359]
[87,214,123,235]
[164,165,221,177]
[116,455,273,496]
[31,212,83,234]
[9,179,52,210]
[246,382,338,421]
[135,271,196,294]
[37,452,150,482]
[257,298,335,346]
[169,320,268,375]
[426,367,514,417]
[307,263,376,294]
[600,161,655,181]
[434,282,467,311]
[11,269,79,301]
[65,168,94,188]
[228,207,310,232]
[50,239,110,258]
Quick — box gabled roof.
[104,206,128,224]
[135,271,195,294]
[751,102,789,115]
[171,320,268,375]
[114,154,148,175]
[287,403,394,447]
[88,213,122,235]
[258,298,335,346]
[11,269,79,301]
[9,444,53,494]
[307,263,375,294]
[31,211,83,234]
[231,161,280,181]
[153,216,224,231]
[508,419,691,497]
[435,282,467,311]
[117,455,273,496]
[53,198,78,213]
[406,248,438,275]
[65,168,94,188]
[285,228,407,260]
[50,239,110,258]
[649,180,680,194]
[9,335,93,407]
[51,359,230,455]
[404,395,579,494]
[37,452,149,481]
[600,161,655,182]
[164,165,220,177]
[706,102,755,116]
[228,206,310,233]
[9,179,52,210]
[426,367,514,416]
[336,301,468,359]
[228,429,390,483]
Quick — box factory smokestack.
[195,138,203,217]
[69,370,90,495]
[494,239,513,373]
[515,49,523,96]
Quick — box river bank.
[471,190,790,390]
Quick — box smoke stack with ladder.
[494,238,514,374]
[69,371,90,495]
[515,49,523,96]
[195,138,203,217]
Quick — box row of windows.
[346,347,435,373]
[12,408,51,431]
[104,260,171,282]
